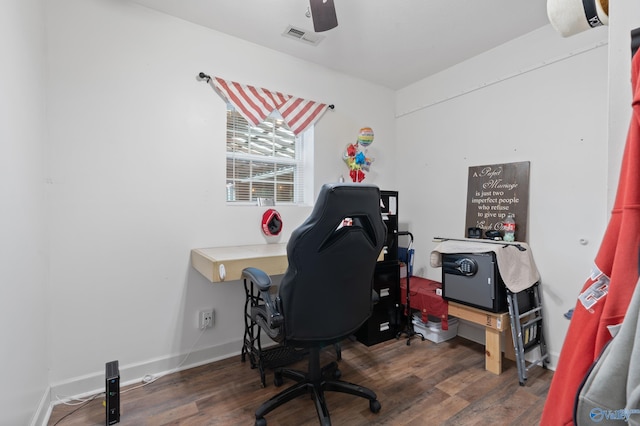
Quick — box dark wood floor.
[48,336,552,425]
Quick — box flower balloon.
[343,127,375,182]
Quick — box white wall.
[44,0,396,397]
[17,0,640,417]
[0,0,50,424]
[395,25,610,367]
[607,1,640,208]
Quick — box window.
[225,106,311,204]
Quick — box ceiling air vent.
[282,25,324,46]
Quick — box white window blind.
[226,106,308,204]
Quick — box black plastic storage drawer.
[354,303,399,346]
[355,261,401,346]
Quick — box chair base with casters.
[254,346,381,426]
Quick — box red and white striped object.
[212,77,328,136]
[279,96,329,136]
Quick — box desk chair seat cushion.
[250,289,381,344]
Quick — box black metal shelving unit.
[355,190,402,346]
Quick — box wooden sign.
[465,161,530,242]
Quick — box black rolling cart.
[395,231,425,345]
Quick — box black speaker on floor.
[105,360,120,425]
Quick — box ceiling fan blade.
[309,0,338,32]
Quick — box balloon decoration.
[357,127,374,146]
[343,127,375,182]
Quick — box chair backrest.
[278,183,387,345]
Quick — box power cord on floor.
[51,326,208,423]
[51,393,103,425]
[122,325,207,393]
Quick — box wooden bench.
[448,301,516,374]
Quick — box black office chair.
[242,183,387,426]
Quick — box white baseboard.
[42,338,243,425]
[30,387,53,426]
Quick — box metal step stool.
[506,282,549,385]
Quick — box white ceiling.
[129,0,551,90]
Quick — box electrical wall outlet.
[198,309,214,329]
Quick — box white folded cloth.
[431,239,541,293]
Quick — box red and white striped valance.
[212,77,329,136]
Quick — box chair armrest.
[243,267,283,329]
[242,267,272,291]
